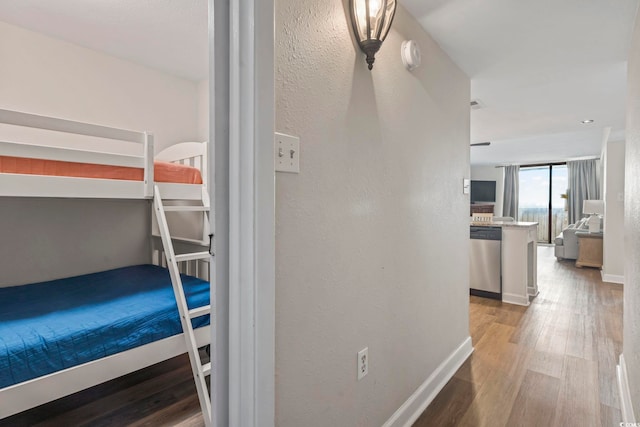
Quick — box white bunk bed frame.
[0,108,206,201]
[0,108,211,419]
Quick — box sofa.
[554,218,589,260]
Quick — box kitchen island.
[470,221,538,306]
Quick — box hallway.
[414,246,623,426]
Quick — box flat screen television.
[471,180,496,203]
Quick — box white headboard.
[156,141,208,185]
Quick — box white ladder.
[153,185,213,427]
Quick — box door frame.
[211,0,275,426]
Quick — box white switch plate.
[357,347,368,380]
[463,178,470,195]
[275,132,300,173]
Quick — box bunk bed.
[0,108,212,419]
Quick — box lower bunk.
[0,264,210,419]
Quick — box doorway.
[518,163,568,243]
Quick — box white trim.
[382,337,474,427]
[601,271,625,284]
[254,0,276,425]
[502,292,531,306]
[0,326,210,419]
[617,354,637,423]
[211,0,230,425]
[211,0,274,424]
[224,0,275,426]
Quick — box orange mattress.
[0,156,203,184]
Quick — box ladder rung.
[163,205,210,212]
[189,304,211,319]
[175,252,211,262]
[152,234,208,246]
[202,362,211,376]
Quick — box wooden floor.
[0,353,207,427]
[414,246,623,427]
[2,247,623,426]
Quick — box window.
[518,164,568,243]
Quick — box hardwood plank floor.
[1,247,623,426]
[0,353,206,427]
[414,246,623,427]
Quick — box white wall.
[275,2,470,425]
[470,165,504,216]
[0,21,202,285]
[602,139,625,282]
[0,198,150,287]
[0,20,200,152]
[623,9,640,419]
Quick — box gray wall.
[602,139,625,281]
[624,9,640,419]
[275,2,470,425]
[470,165,504,216]
[0,198,150,287]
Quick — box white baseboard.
[617,354,637,423]
[601,271,624,284]
[502,292,530,306]
[382,337,473,427]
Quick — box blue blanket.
[0,264,209,388]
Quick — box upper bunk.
[0,108,208,200]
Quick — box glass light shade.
[583,199,604,215]
[349,0,397,70]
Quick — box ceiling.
[0,0,208,81]
[0,1,638,166]
[403,0,639,165]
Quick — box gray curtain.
[502,165,519,218]
[567,159,600,224]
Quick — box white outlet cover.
[357,347,368,380]
[274,132,300,173]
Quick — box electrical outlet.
[357,347,368,380]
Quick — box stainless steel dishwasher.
[469,226,502,299]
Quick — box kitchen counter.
[470,220,538,228]
[470,221,539,306]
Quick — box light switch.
[463,178,470,195]
[274,132,300,173]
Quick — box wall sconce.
[349,0,397,70]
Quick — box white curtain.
[502,165,519,218]
[567,159,600,224]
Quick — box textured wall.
[275,1,470,425]
[624,10,640,419]
[602,140,625,280]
